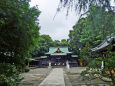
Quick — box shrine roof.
[45,47,72,55]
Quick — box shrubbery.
[0,63,22,86]
[25,66,30,72]
[81,52,115,85]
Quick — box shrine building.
[30,47,78,67]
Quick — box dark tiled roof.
[91,36,115,52]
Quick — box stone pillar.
[101,61,104,69]
[66,60,70,72]
[48,61,51,68]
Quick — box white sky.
[30,0,79,41]
[30,0,115,41]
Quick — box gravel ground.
[21,68,51,86]
[65,67,108,86]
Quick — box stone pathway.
[21,68,51,86]
[39,68,65,86]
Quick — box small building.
[91,36,115,69]
[91,36,115,72]
[29,56,48,67]
[30,47,78,67]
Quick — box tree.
[80,42,92,65]
[61,0,115,84]
[85,6,115,40]
[69,6,115,55]
[68,18,87,55]
[81,6,115,85]
[0,0,40,85]
[59,0,114,13]
[60,39,69,46]
[52,40,61,47]
[69,6,115,85]
[32,35,53,57]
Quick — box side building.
[91,36,115,70]
[92,36,115,54]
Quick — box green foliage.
[59,0,113,13]
[52,40,61,47]
[80,42,92,65]
[0,0,40,64]
[69,5,115,55]
[81,52,115,85]
[62,0,115,85]
[60,39,69,46]
[102,52,115,84]
[80,42,91,57]
[68,18,86,54]
[32,35,53,57]
[0,63,22,86]
[68,5,115,85]
[0,0,40,85]
[25,66,30,72]
[87,6,115,40]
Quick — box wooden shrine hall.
[30,47,78,67]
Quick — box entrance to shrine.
[50,56,67,66]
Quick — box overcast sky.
[30,0,79,41]
[30,0,115,41]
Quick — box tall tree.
[68,18,87,55]
[69,5,115,85]
[69,6,115,55]
[0,0,40,85]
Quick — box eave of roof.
[40,56,47,58]
[71,55,78,57]
[91,36,115,52]
[34,56,47,59]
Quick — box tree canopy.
[32,34,53,57]
[0,0,40,85]
[69,6,115,55]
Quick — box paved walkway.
[21,68,51,86]
[39,68,65,86]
